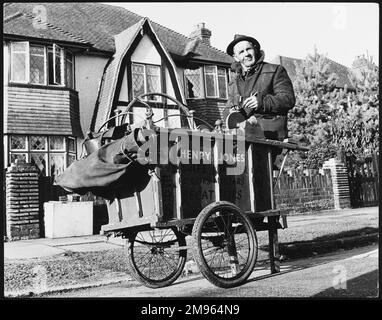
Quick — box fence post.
[6,160,41,240]
[372,151,379,198]
[323,158,351,209]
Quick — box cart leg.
[268,216,280,274]
[227,233,239,276]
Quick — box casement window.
[9,41,74,88]
[8,135,77,178]
[184,66,228,99]
[184,68,203,98]
[204,66,228,99]
[131,63,161,101]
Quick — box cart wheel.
[192,201,258,288]
[126,227,187,288]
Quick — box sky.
[106,2,379,68]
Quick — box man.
[223,35,295,218]
[223,34,295,142]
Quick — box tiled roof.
[272,55,354,89]
[3,2,233,64]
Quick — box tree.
[287,48,379,169]
[287,47,339,168]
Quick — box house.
[271,55,355,90]
[3,2,234,182]
[3,3,357,184]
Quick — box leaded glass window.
[30,136,47,150]
[132,64,145,98]
[49,136,65,151]
[50,153,66,178]
[10,135,27,150]
[9,42,73,87]
[184,68,203,98]
[132,63,161,101]
[30,45,45,84]
[8,135,77,177]
[10,153,27,164]
[30,153,47,176]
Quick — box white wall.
[75,54,109,138]
[131,35,161,65]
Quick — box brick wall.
[5,161,40,240]
[187,99,227,127]
[274,169,335,213]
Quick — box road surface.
[44,244,378,298]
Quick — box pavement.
[3,206,379,296]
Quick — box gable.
[91,18,185,132]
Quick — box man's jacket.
[223,50,295,141]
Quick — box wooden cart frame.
[97,93,308,288]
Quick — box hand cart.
[95,93,308,289]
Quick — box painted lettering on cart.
[137,128,246,175]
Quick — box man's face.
[233,41,256,70]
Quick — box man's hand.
[242,93,258,111]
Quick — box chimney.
[189,22,211,46]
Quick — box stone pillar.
[323,158,351,209]
[6,161,40,240]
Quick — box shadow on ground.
[260,227,379,259]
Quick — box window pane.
[68,154,76,166]
[217,68,226,76]
[132,64,144,74]
[204,66,215,73]
[185,68,202,98]
[66,52,73,88]
[10,153,27,164]
[218,75,227,99]
[11,42,28,52]
[31,153,47,176]
[54,45,62,84]
[205,74,216,97]
[68,138,76,152]
[30,136,47,150]
[11,51,27,82]
[49,136,65,150]
[48,49,54,84]
[132,73,144,98]
[50,153,66,178]
[10,135,27,150]
[30,46,45,84]
[146,65,160,98]
[146,74,160,92]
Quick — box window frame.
[184,67,204,99]
[8,135,77,177]
[203,65,228,99]
[131,62,162,102]
[8,41,74,88]
[10,41,29,83]
[29,44,47,85]
[53,43,64,86]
